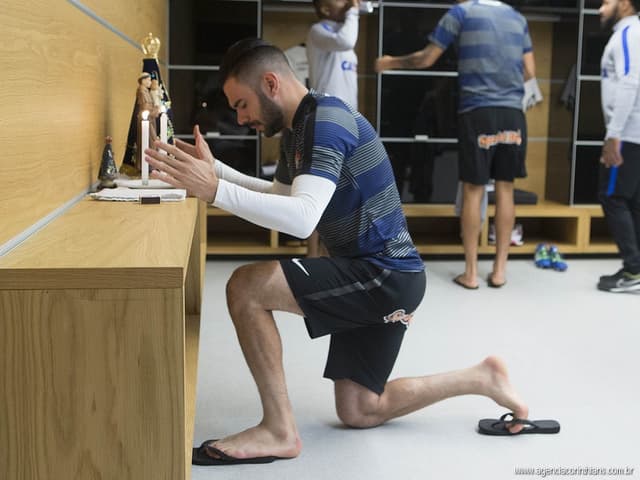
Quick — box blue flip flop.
[478,412,560,435]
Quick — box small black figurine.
[99,136,118,188]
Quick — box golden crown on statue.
[141,32,161,58]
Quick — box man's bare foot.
[477,356,529,433]
[205,424,302,460]
[453,273,479,289]
[487,272,506,288]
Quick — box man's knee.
[334,381,383,429]
[226,264,257,309]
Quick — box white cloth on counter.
[90,187,186,202]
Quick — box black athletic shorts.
[280,256,426,395]
[458,106,528,185]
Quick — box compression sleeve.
[214,160,273,193]
[212,174,336,239]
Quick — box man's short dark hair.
[220,38,291,86]
[311,0,324,17]
[632,0,640,13]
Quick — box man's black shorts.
[458,106,528,185]
[280,256,426,395]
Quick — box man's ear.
[319,3,330,18]
[263,72,279,97]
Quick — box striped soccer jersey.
[276,92,424,272]
[429,0,532,113]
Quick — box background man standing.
[597,0,640,293]
[375,0,536,289]
[307,0,360,109]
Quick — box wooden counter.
[0,197,205,480]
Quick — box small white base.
[115,178,175,189]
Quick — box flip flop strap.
[202,440,236,461]
[498,412,539,430]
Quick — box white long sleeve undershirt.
[212,160,336,239]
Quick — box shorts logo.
[477,130,522,150]
[383,309,413,326]
[291,258,310,276]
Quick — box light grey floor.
[192,257,639,480]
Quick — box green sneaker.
[549,245,568,272]
[534,243,551,268]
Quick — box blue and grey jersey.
[276,92,424,272]
[601,14,640,143]
[429,0,532,113]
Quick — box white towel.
[522,77,544,111]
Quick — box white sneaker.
[488,223,523,246]
[511,223,524,246]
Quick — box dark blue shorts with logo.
[280,256,426,395]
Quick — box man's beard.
[257,90,285,137]
[601,5,619,31]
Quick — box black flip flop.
[478,412,560,435]
[487,274,506,288]
[192,439,283,466]
[453,275,479,290]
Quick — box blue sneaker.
[534,243,551,268]
[549,245,568,272]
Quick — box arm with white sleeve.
[212,174,336,239]
[213,159,273,193]
[606,27,640,140]
[308,8,359,51]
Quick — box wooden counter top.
[0,197,199,290]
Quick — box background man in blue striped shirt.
[376,0,536,290]
[146,38,530,466]
[597,0,640,293]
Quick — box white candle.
[141,110,149,186]
[159,106,167,154]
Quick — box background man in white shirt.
[597,0,640,293]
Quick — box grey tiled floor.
[192,257,639,480]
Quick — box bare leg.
[334,356,529,434]
[307,231,321,258]
[307,230,328,258]
[490,181,515,285]
[205,261,304,460]
[456,182,485,288]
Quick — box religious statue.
[120,33,175,177]
[98,136,118,188]
[136,72,159,167]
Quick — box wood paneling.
[82,0,168,61]
[517,20,554,199]
[0,197,202,480]
[0,287,185,480]
[0,0,167,247]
